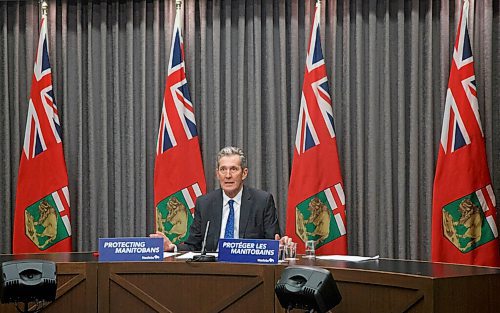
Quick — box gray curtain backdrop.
[0,0,498,260]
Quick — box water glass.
[278,244,286,261]
[285,242,297,260]
[304,240,315,258]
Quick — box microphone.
[192,221,216,262]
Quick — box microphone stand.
[191,221,216,262]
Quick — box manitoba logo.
[24,188,71,250]
[295,184,346,249]
[442,186,499,253]
[156,183,201,244]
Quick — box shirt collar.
[222,187,243,206]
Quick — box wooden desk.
[276,257,500,313]
[1,253,499,313]
[0,253,98,313]
[97,260,276,313]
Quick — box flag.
[286,1,347,255]
[154,7,206,245]
[13,16,72,253]
[431,0,500,267]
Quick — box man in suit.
[152,146,286,251]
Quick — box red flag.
[286,2,347,255]
[13,16,72,253]
[432,0,500,267]
[154,8,206,245]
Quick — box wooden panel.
[433,274,500,313]
[275,258,500,313]
[98,261,276,313]
[0,262,98,313]
[327,271,432,313]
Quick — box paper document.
[316,255,379,262]
[163,252,179,258]
[176,252,218,260]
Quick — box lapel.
[239,187,252,238]
[209,190,223,251]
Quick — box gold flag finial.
[40,0,48,17]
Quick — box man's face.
[216,154,248,198]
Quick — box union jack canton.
[156,16,198,155]
[439,0,482,154]
[295,5,335,155]
[24,17,62,159]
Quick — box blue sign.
[218,238,279,264]
[98,237,164,262]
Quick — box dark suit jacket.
[178,186,280,251]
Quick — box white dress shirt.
[219,188,243,239]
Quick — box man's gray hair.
[216,146,247,169]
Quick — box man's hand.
[150,231,176,252]
[275,234,292,246]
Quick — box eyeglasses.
[217,166,242,174]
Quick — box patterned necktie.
[224,199,235,239]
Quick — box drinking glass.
[285,242,297,260]
[304,240,315,258]
[278,244,286,262]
